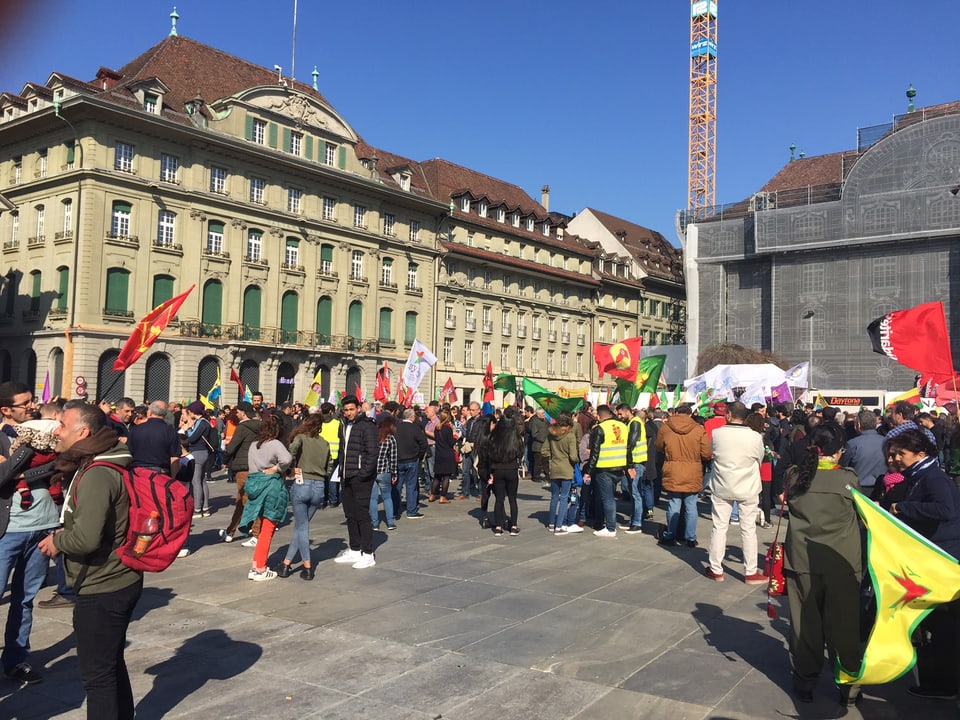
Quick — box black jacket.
[0,442,57,539]
[223,419,261,472]
[340,415,378,483]
[395,420,428,462]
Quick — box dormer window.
[399,173,411,191]
[478,201,487,218]
[526,217,534,232]
[512,212,520,227]
[542,222,550,236]
[144,94,158,113]
[460,196,470,212]
[497,207,505,223]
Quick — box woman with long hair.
[430,410,456,503]
[885,428,960,699]
[240,414,292,581]
[370,413,398,530]
[474,414,497,527]
[277,413,330,580]
[542,412,579,534]
[181,400,214,518]
[783,423,861,704]
[478,406,525,536]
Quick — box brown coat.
[655,414,712,493]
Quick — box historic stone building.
[0,26,686,404]
[683,101,960,391]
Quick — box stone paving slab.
[0,479,957,719]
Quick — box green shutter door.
[57,267,69,310]
[65,142,75,165]
[280,292,298,344]
[379,308,392,343]
[405,311,417,345]
[202,280,222,330]
[105,269,128,314]
[320,244,333,263]
[30,271,41,312]
[242,286,261,340]
[316,297,332,342]
[348,301,362,341]
[152,275,174,307]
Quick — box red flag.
[374,362,390,402]
[592,337,643,381]
[397,381,411,408]
[113,285,195,371]
[229,367,245,397]
[440,377,458,404]
[867,301,955,379]
[649,392,660,410]
[354,382,366,404]
[482,362,494,402]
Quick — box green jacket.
[784,466,861,576]
[542,424,580,481]
[54,443,142,595]
[289,434,332,480]
[240,471,289,526]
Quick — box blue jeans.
[0,529,50,672]
[640,472,656,518]
[565,487,581,526]
[629,464,646,526]
[397,461,420,516]
[285,479,324,564]
[664,491,699,542]
[548,479,572,528]
[424,447,435,488]
[460,452,477,497]
[369,472,395,528]
[577,482,594,524]
[326,476,340,506]
[55,554,76,602]
[593,470,618,532]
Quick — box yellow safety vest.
[319,417,341,460]
[595,418,628,468]
[629,416,648,464]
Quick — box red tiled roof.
[758,152,846,192]
[354,140,434,199]
[420,158,547,219]
[584,207,683,281]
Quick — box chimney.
[541,185,550,212]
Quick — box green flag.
[494,373,517,395]
[637,355,667,393]
[521,377,584,416]
[614,377,640,407]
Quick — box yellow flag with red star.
[836,487,960,685]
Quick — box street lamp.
[802,310,815,389]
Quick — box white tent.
[684,364,790,394]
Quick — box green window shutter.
[348,301,362,338]
[404,311,417,345]
[208,220,224,234]
[320,244,333,262]
[317,139,327,162]
[57,267,69,310]
[281,291,298,343]
[29,271,41,312]
[337,145,346,169]
[65,142,75,165]
[243,286,261,328]
[202,280,222,325]
[152,275,174,307]
[316,297,332,338]
[105,268,129,313]
[379,308,392,342]
[282,127,291,152]
[113,201,132,214]
[268,123,278,148]
[245,115,254,141]
[304,135,313,160]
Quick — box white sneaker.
[241,536,258,548]
[564,524,584,534]
[593,527,617,538]
[334,548,362,564]
[249,569,277,581]
[177,547,191,558]
[352,552,376,569]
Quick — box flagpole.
[97,370,124,403]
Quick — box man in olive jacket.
[221,401,261,543]
[39,401,141,720]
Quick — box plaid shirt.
[376,434,397,476]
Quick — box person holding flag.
[782,423,862,705]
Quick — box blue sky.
[1,1,954,246]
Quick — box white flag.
[402,339,437,391]
[783,362,809,387]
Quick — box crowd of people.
[2,380,960,716]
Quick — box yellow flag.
[836,487,960,685]
[303,367,324,407]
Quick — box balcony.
[561,332,570,343]
[516,325,527,339]
[202,248,230,260]
[502,323,512,337]
[406,285,423,296]
[243,256,268,266]
[178,321,382,353]
[54,230,73,243]
[316,267,338,279]
[482,322,493,334]
[105,232,139,248]
[577,334,585,346]
[49,306,68,318]
[465,319,476,332]
[349,274,368,284]
[2,240,18,251]
[103,307,135,319]
[281,262,305,273]
[548,331,557,342]
[444,317,456,329]
[532,329,541,341]
[379,280,398,291]
[153,239,183,255]
[27,235,45,248]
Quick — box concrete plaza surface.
[0,479,955,720]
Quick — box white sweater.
[710,423,764,501]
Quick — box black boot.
[276,563,292,579]
[300,565,315,581]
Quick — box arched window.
[206,220,225,255]
[379,307,393,343]
[152,274,174,307]
[144,353,171,402]
[276,361,295,404]
[202,279,222,330]
[104,268,131,316]
[404,311,417,346]
[239,359,259,399]
[48,347,64,398]
[348,301,363,342]
[110,200,131,237]
[197,356,220,405]
[345,366,361,394]
[316,296,332,344]
[280,291,298,344]
[242,285,261,340]
[97,349,124,402]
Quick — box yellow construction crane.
[688,0,718,220]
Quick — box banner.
[402,339,437,391]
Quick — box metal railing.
[178,321,382,352]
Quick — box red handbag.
[765,474,790,617]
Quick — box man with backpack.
[39,400,142,720]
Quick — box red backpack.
[75,462,192,573]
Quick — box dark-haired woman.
[430,411,456,503]
[542,412,579,534]
[241,414,292,581]
[783,423,862,704]
[474,414,497,527]
[886,428,960,700]
[370,414,398,530]
[277,414,331,580]
[478,407,525,535]
[181,401,214,518]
